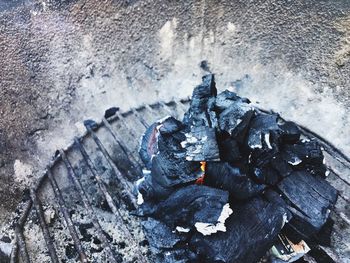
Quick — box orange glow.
[196,162,206,185]
[200,161,206,172]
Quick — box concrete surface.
[1,0,350,228]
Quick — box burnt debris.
[136,74,338,263]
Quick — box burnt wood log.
[190,197,287,263]
[277,171,338,240]
[205,162,265,200]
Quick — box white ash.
[195,203,233,236]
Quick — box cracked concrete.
[1,0,350,229]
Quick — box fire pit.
[5,76,350,263]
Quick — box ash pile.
[136,74,338,263]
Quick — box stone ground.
[1,0,350,229]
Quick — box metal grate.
[10,99,350,263]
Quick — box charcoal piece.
[190,197,287,263]
[215,90,250,112]
[281,140,325,171]
[278,121,301,144]
[218,102,254,142]
[264,189,293,221]
[205,162,265,199]
[181,126,220,161]
[104,107,119,118]
[142,218,187,251]
[183,74,217,128]
[151,152,201,188]
[270,155,293,178]
[158,117,183,135]
[252,165,279,185]
[277,171,338,239]
[136,173,174,203]
[247,113,280,151]
[145,185,229,231]
[217,136,241,163]
[139,116,184,169]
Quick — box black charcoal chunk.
[190,197,287,263]
[252,165,280,185]
[218,102,254,142]
[142,218,186,251]
[217,136,241,163]
[277,171,338,239]
[215,90,250,112]
[136,172,174,202]
[247,113,280,151]
[104,107,119,118]
[183,74,217,128]
[158,117,183,135]
[139,116,184,169]
[146,185,229,230]
[278,121,301,144]
[151,152,201,189]
[281,140,325,172]
[205,162,265,199]
[270,155,293,178]
[181,126,220,161]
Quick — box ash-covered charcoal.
[143,185,230,233]
[183,74,217,128]
[215,90,250,112]
[277,171,338,239]
[280,140,327,175]
[181,126,220,161]
[246,113,280,151]
[190,197,287,263]
[142,218,187,252]
[217,97,254,142]
[205,162,265,199]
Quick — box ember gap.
[135,74,337,263]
